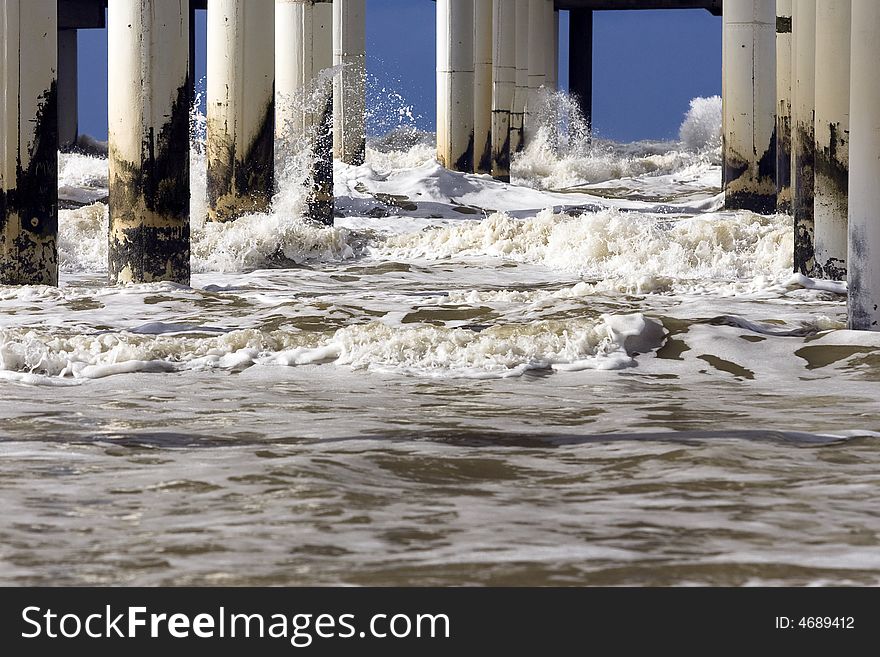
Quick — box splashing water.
[679,95,722,152]
[512,92,723,190]
[365,64,426,137]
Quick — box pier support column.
[207,0,274,222]
[108,0,191,285]
[569,9,593,132]
[474,0,493,174]
[813,0,850,282]
[776,0,792,214]
[722,0,776,215]
[490,0,515,181]
[511,0,529,152]
[545,5,558,90]
[847,0,880,329]
[524,0,546,142]
[276,0,334,225]
[333,0,366,166]
[0,0,58,286]
[792,0,816,274]
[437,0,475,171]
[58,29,78,151]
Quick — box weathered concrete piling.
[511,0,529,153]
[437,0,475,172]
[0,0,58,286]
[474,0,494,174]
[813,0,851,282]
[490,0,516,181]
[722,0,776,215]
[775,0,792,214]
[207,0,275,222]
[108,0,191,285]
[568,9,593,133]
[276,0,335,226]
[545,4,558,91]
[333,0,367,166]
[525,0,547,142]
[848,0,880,329]
[58,29,79,150]
[792,0,816,275]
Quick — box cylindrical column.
[776,0,792,213]
[474,0,493,174]
[847,0,880,329]
[0,0,58,286]
[333,0,366,166]
[108,0,191,285]
[569,9,593,132]
[276,0,334,225]
[312,1,334,224]
[792,0,816,274]
[524,0,546,141]
[511,0,529,152]
[722,0,776,215]
[813,0,850,282]
[437,0,475,171]
[490,0,515,181]
[545,5,558,90]
[58,29,78,150]
[207,0,274,222]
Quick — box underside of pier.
[555,1,721,14]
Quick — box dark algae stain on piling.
[207,100,275,223]
[109,79,191,284]
[0,81,58,286]
[794,123,816,276]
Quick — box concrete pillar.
[490,0,515,181]
[792,0,816,275]
[847,0,880,329]
[511,0,529,152]
[569,9,593,131]
[312,2,334,224]
[545,5,558,90]
[276,0,334,225]
[189,2,197,106]
[525,0,546,141]
[813,0,850,282]
[775,0,792,213]
[722,0,776,215]
[437,0,475,171]
[108,0,191,285]
[207,0,274,222]
[58,30,78,151]
[0,0,58,286]
[333,0,366,166]
[474,0,493,174]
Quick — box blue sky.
[77,2,721,143]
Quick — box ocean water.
[1,97,879,586]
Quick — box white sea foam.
[378,208,794,293]
[57,150,359,274]
[0,314,665,380]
